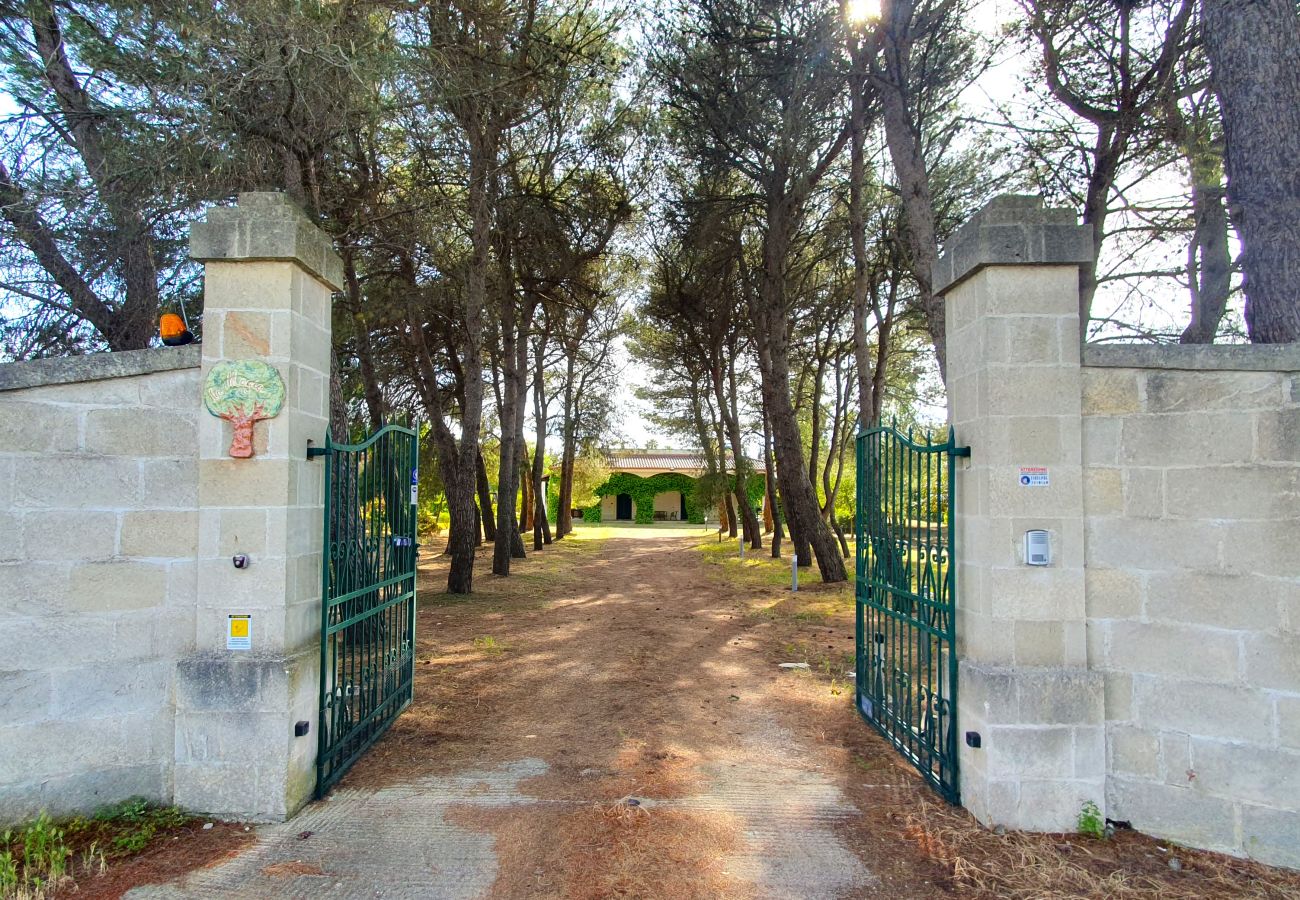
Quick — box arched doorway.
[616,493,633,520]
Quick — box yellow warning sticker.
[227,615,252,650]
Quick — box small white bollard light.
[791,552,798,592]
[739,536,745,559]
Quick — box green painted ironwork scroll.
[855,422,968,804]
[312,423,419,796]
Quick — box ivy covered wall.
[589,471,765,525]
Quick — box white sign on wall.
[1018,467,1050,487]
[227,614,252,651]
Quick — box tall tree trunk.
[848,47,875,423]
[476,450,497,542]
[341,246,384,431]
[872,19,946,381]
[1180,169,1233,344]
[1202,0,1300,343]
[750,208,846,583]
[531,339,552,550]
[763,404,784,559]
[555,348,578,539]
[445,124,492,595]
[714,362,761,548]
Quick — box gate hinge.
[952,446,971,458]
[307,445,330,459]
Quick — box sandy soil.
[105,523,1300,899]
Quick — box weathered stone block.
[1118,412,1255,467]
[1256,408,1300,462]
[1190,738,1300,808]
[0,401,79,453]
[1084,567,1142,619]
[85,408,196,457]
[120,510,199,558]
[1121,468,1164,519]
[198,459,292,507]
[1278,697,1300,750]
[1105,621,1239,681]
[1134,677,1272,743]
[1243,632,1300,693]
[13,457,140,510]
[51,660,171,720]
[986,725,1073,778]
[1082,370,1142,416]
[189,192,344,291]
[1015,777,1103,832]
[1014,620,1066,667]
[1243,804,1300,869]
[69,560,167,611]
[989,567,1085,621]
[1221,520,1300,578]
[1081,417,1122,466]
[21,510,116,561]
[987,368,1082,418]
[1159,731,1192,786]
[1109,726,1159,777]
[219,310,273,359]
[1145,370,1285,413]
[1165,466,1298,520]
[141,457,199,508]
[0,764,169,826]
[1082,468,1123,517]
[1103,672,1134,722]
[1086,518,1222,571]
[0,670,52,726]
[1107,777,1238,853]
[1016,668,1104,725]
[1145,572,1285,630]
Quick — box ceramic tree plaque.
[203,360,286,458]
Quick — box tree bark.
[763,404,784,559]
[555,347,578,539]
[476,450,497,542]
[749,200,846,582]
[341,246,385,431]
[1202,0,1300,342]
[871,10,946,380]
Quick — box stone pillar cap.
[933,194,1092,296]
[189,192,344,291]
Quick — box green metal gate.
[311,423,419,796]
[855,423,967,803]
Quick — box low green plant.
[473,635,505,654]
[1077,800,1106,839]
[0,843,17,893]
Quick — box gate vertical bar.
[855,422,967,803]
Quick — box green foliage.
[1,812,70,894]
[1077,800,1106,839]
[594,471,701,523]
[0,799,192,895]
[582,505,602,523]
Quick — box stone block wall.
[940,194,1300,869]
[1081,346,1300,866]
[0,347,201,820]
[0,192,339,825]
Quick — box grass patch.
[1,799,193,898]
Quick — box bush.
[582,506,602,523]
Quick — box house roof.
[604,448,765,474]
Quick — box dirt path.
[122,526,1300,900]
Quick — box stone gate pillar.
[175,193,341,820]
[936,195,1104,830]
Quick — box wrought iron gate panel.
[855,423,967,803]
[313,424,419,796]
